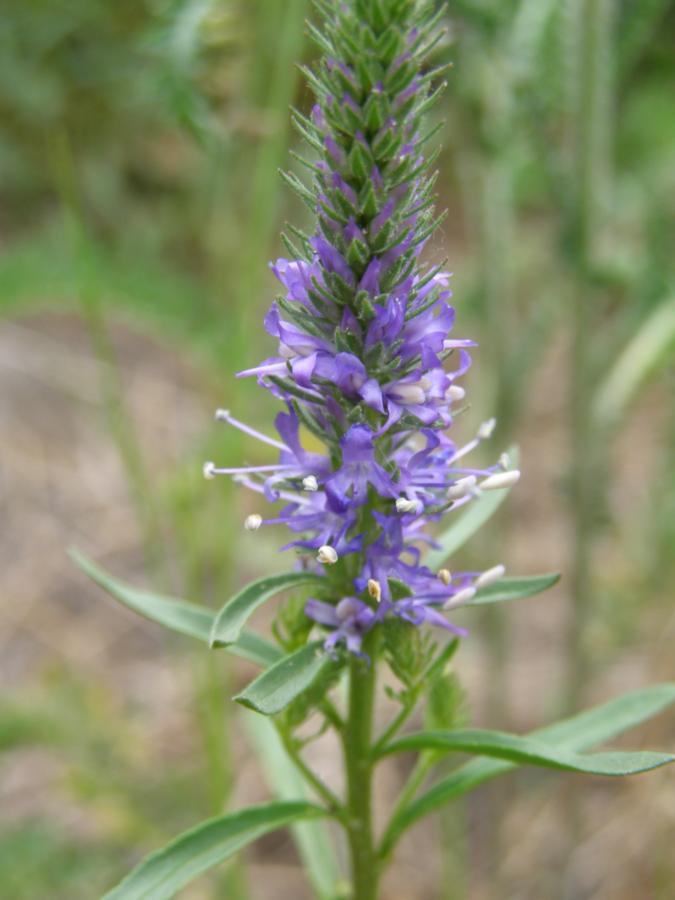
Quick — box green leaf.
[210,572,325,648]
[244,715,342,900]
[425,446,519,570]
[102,801,325,900]
[69,549,280,668]
[379,727,674,775]
[470,573,560,606]
[380,683,675,855]
[234,642,333,716]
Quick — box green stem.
[343,637,379,900]
[371,694,418,757]
[278,727,345,821]
[378,754,435,861]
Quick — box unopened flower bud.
[396,497,419,514]
[443,586,476,610]
[317,545,338,565]
[203,461,217,480]
[367,579,382,602]
[475,564,506,589]
[244,514,263,531]
[302,475,319,492]
[438,568,452,585]
[478,417,497,440]
[480,470,520,491]
[446,475,477,500]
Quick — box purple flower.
[324,425,398,513]
[305,597,375,657]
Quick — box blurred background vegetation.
[1,1,673,898]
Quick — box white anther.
[302,475,319,492]
[475,564,506,589]
[396,497,420,514]
[499,452,510,470]
[391,383,426,405]
[203,461,217,480]
[446,475,477,500]
[443,586,476,610]
[480,470,520,491]
[215,408,230,421]
[446,385,465,403]
[367,579,382,602]
[478,417,497,440]
[317,545,338,565]
[244,514,263,532]
[438,568,452,585]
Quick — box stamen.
[396,497,420,514]
[244,514,263,532]
[367,579,382,602]
[477,417,496,440]
[302,475,319,492]
[445,385,465,403]
[443,586,476,610]
[210,463,298,475]
[475,564,505,589]
[446,475,477,499]
[203,461,216,480]
[438,568,452,585]
[499,452,510,470]
[480,470,520,491]
[215,408,289,452]
[390,383,426,404]
[317,545,338,565]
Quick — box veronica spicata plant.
[74,2,675,898]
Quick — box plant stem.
[343,636,379,900]
[378,754,434,861]
[371,694,417,756]
[565,0,613,715]
[278,727,345,820]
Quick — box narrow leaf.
[210,571,326,648]
[103,801,324,900]
[381,683,675,854]
[234,642,333,716]
[425,446,519,569]
[470,573,560,606]
[244,714,341,899]
[593,297,675,429]
[69,549,280,667]
[380,727,674,776]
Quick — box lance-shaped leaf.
[425,446,519,570]
[380,683,675,855]
[210,572,326,648]
[234,642,335,716]
[470,573,560,606]
[69,549,280,668]
[103,800,325,900]
[379,727,674,775]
